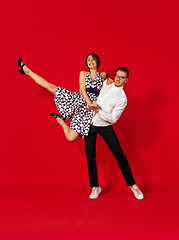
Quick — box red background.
[0,0,179,239]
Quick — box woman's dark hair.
[116,67,129,78]
[85,53,101,70]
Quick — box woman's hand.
[86,102,99,112]
[86,103,99,113]
[88,102,98,108]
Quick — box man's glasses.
[114,74,126,80]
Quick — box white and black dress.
[54,72,103,136]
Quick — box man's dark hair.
[116,67,129,78]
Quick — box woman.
[17,53,107,141]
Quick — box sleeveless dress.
[54,72,103,136]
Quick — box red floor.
[0,185,178,240]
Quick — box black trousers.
[85,125,135,188]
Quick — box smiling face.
[86,55,97,70]
[114,70,128,87]
[85,53,100,70]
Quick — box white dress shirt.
[92,80,127,126]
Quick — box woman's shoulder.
[80,70,88,76]
[79,71,88,82]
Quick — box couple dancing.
[17,53,144,200]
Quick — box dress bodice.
[85,72,103,97]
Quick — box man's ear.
[125,78,128,83]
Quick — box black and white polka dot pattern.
[54,72,103,136]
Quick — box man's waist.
[92,116,112,127]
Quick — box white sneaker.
[130,185,144,200]
[89,186,102,199]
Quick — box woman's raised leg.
[18,58,57,95]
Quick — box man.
[85,67,144,200]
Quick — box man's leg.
[85,126,102,199]
[98,126,135,186]
[99,126,144,199]
[85,125,99,188]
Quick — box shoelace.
[132,187,143,197]
[134,188,141,196]
[91,187,98,195]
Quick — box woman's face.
[87,55,97,70]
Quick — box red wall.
[0,0,178,188]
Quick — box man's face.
[114,70,128,87]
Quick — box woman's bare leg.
[20,60,79,141]
[55,117,80,142]
[21,62,56,95]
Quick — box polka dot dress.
[54,72,103,136]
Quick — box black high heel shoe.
[18,57,26,75]
[50,113,66,121]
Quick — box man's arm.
[86,98,127,124]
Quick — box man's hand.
[85,104,100,113]
[106,78,114,85]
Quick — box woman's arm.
[79,71,93,106]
